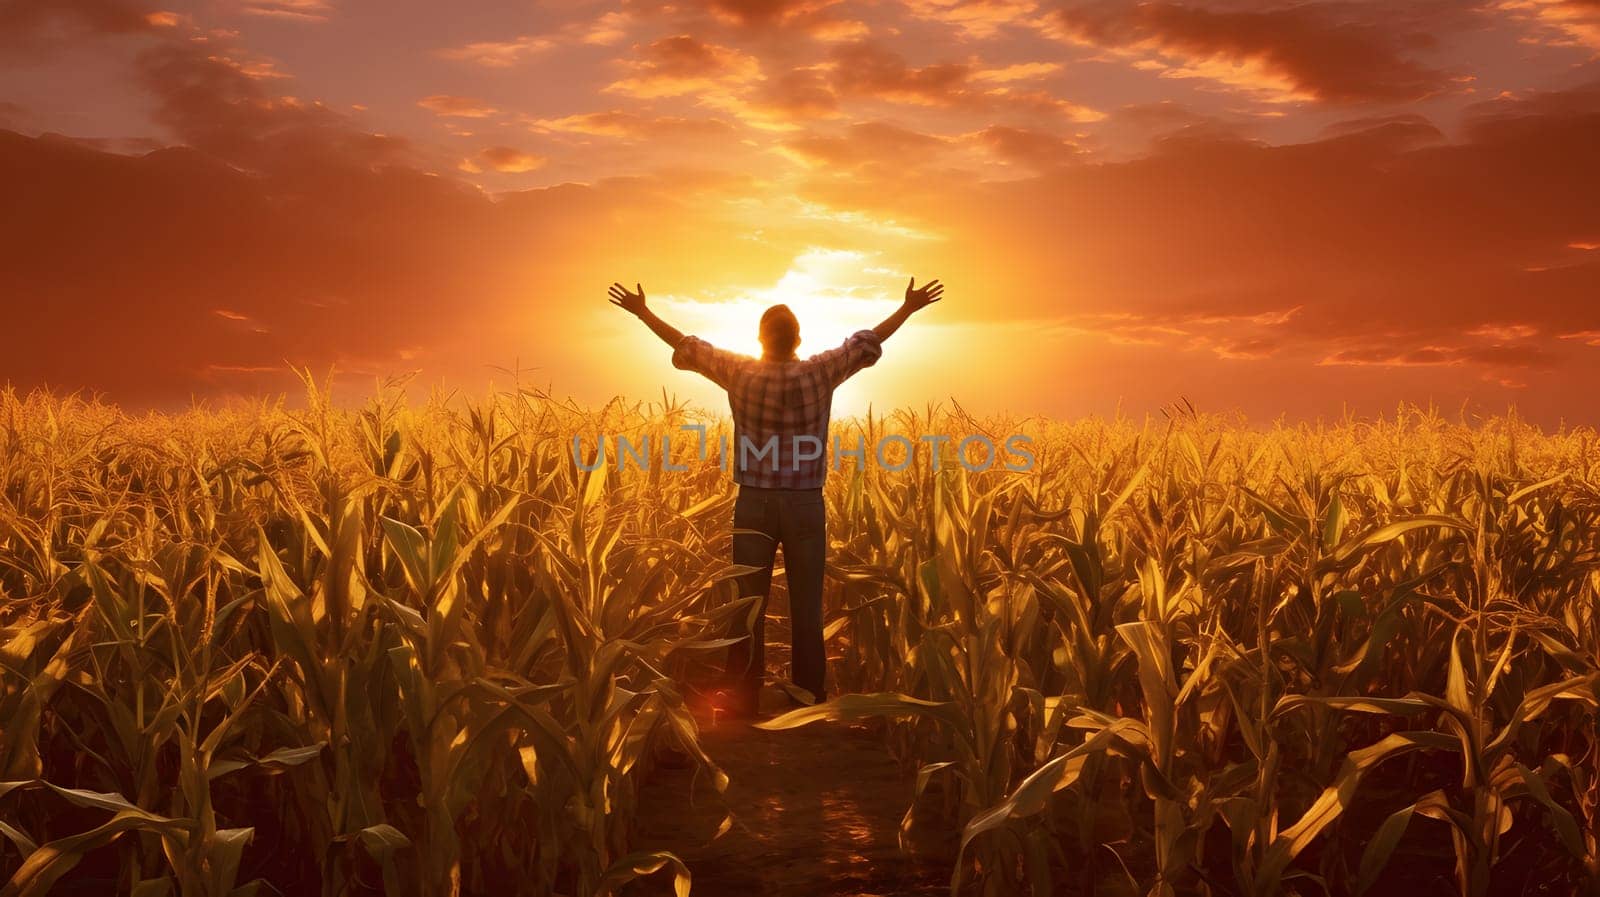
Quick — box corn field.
[3,377,1599,896]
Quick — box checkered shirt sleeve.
[807,330,884,389]
[671,336,749,389]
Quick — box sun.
[655,248,904,360]
[626,246,955,417]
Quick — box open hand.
[903,277,944,312]
[608,282,648,315]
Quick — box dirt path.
[631,704,956,897]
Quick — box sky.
[2,0,1599,424]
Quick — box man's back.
[671,330,883,489]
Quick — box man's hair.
[759,304,800,359]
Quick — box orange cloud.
[529,110,735,139]
[239,0,331,23]
[901,0,1044,39]
[469,145,546,172]
[582,10,633,45]
[437,35,555,68]
[418,94,499,118]
[605,35,761,98]
[1050,308,1300,360]
[779,121,949,170]
[971,61,1063,83]
[440,10,635,63]
[715,68,842,127]
[1499,0,1600,50]
[1468,322,1541,340]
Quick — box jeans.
[724,484,828,706]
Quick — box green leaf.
[1321,492,1346,552]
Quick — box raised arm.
[608,282,684,348]
[873,276,944,342]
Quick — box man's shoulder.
[674,337,760,374]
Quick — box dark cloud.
[1320,341,1556,370]
[134,41,412,175]
[915,82,1600,388]
[1093,101,1262,153]
[746,68,840,119]
[697,0,840,27]
[825,40,1103,119]
[973,125,1081,170]
[639,34,739,76]
[0,126,782,404]
[766,79,1600,406]
[827,40,972,104]
[0,0,154,44]
[1053,1,1463,103]
[622,0,862,39]
[1319,112,1443,140]
[0,2,772,403]
[605,34,759,97]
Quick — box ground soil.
[633,594,957,897]
[631,695,957,897]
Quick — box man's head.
[759,304,800,360]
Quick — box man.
[608,277,945,717]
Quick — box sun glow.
[636,247,949,416]
[655,248,906,359]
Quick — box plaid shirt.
[672,330,883,489]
